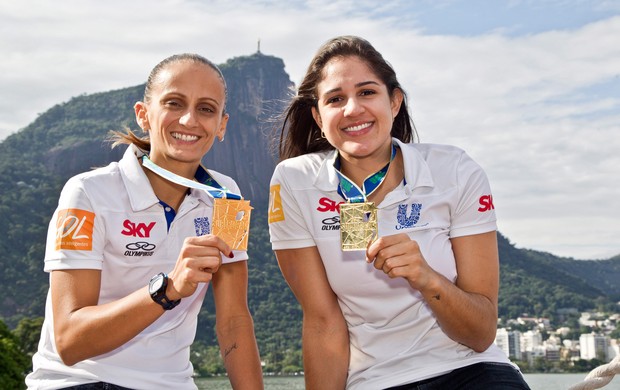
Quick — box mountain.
[0,51,617,356]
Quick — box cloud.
[0,1,618,259]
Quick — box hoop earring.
[320,130,326,139]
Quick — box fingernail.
[229,252,234,258]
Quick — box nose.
[179,110,198,127]
[343,97,364,117]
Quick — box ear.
[391,88,404,118]
[134,101,149,131]
[217,113,229,141]
[311,106,323,129]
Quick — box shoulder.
[204,169,243,195]
[405,143,480,172]
[273,151,331,179]
[404,142,467,161]
[63,162,122,193]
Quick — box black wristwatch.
[148,272,181,310]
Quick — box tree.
[0,319,29,389]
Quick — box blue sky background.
[1,0,619,259]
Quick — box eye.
[164,99,182,108]
[198,104,216,114]
[360,89,376,96]
[326,96,343,105]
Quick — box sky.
[1,0,619,260]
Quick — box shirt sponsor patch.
[268,184,285,223]
[194,217,211,236]
[55,208,96,251]
[478,194,495,212]
[395,203,422,230]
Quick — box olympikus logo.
[395,203,422,230]
[124,241,156,257]
[317,197,344,213]
[478,195,495,212]
[121,219,156,238]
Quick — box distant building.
[521,330,543,353]
[496,328,522,360]
[580,333,610,361]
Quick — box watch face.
[151,275,164,293]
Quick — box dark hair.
[110,53,227,151]
[277,35,417,160]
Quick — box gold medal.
[339,202,378,251]
[212,198,253,251]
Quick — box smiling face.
[311,55,402,168]
[134,60,228,176]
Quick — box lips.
[342,122,373,132]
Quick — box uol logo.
[395,203,422,230]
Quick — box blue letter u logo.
[396,203,422,229]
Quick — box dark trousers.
[385,362,531,390]
[62,383,134,390]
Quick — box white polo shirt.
[269,138,510,390]
[26,145,247,390]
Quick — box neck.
[142,158,197,211]
[339,146,393,188]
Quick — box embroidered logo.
[321,215,340,231]
[317,197,344,213]
[478,194,495,212]
[395,203,422,230]
[55,208,96,251]
[194,217,210,236]
[268,184,285,223]
[124,241,156,257]
[121,219,156,238]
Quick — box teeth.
[172,132,198,141]
[343,122,372,132]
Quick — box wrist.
[148,272,181,310]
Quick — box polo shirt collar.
[313,138,434,193]
[119,144,159,211]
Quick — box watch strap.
[149,273,181,310]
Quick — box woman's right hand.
[166,234,232,300]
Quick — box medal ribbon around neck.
[141,155,242,200]
[335,144,397,251]
[334,144,397,203]
[141,155,252,250]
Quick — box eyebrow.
[161,92,222,107]
[322,80,381,96]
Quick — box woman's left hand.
[366,233,438,291]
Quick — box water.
[196,373,620,389]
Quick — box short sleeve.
[449,152,497,238]
[44,177,105,271]
[268,163,316,250]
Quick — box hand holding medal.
[142,155,252,251]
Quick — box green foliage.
[0,319,29,389]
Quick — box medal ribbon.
[334,144,397,203]
[141,155,242,200]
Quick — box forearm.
[419,272,498,352]
[54,286,165,365]
[216,315,263,389]
[302,318,349,390]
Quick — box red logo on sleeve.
[478,195,495,212]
